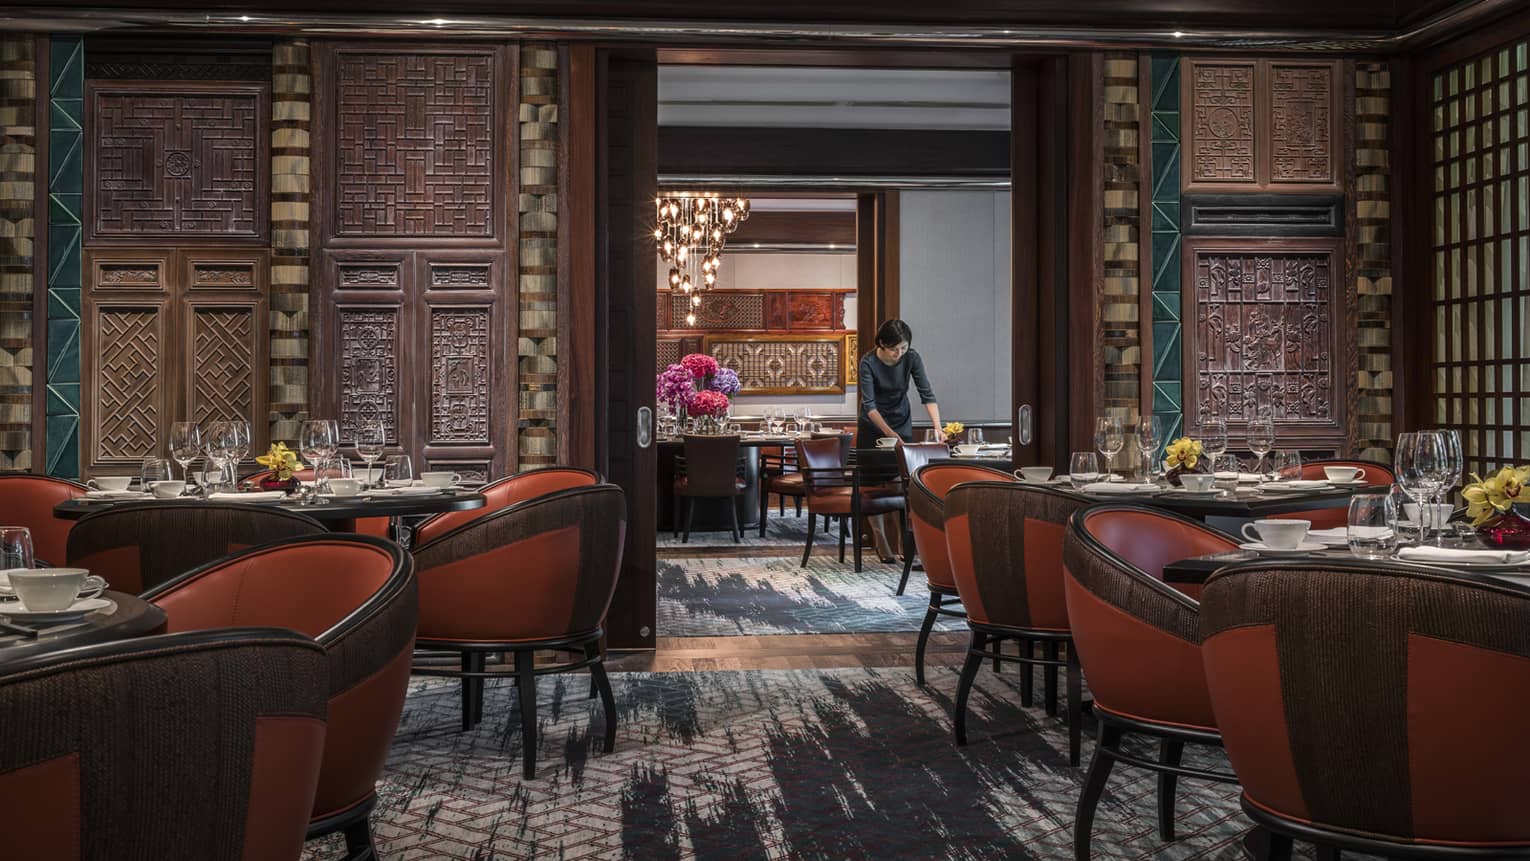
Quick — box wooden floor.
[608,631,968,672]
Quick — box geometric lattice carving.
[430,309,491,444]
[190,264,255,287]
[669,292,765,330]
[95,308,161,459]
[706,336,846,395]
[430,264,491,287]
[1190,63,1255,184]
[1190,248,1337,432]
[338,264,401,288]
[191,308,255,425]
[657,339,681,373]
[89,86,263,240]
[339,308,398,444]
[1270,64,1333,184]
[334,52,494,237]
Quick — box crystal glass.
[1213,452,1244,485]
[140,457,172,490]
[1247,414,1276,474]
[383,454,414,488]
[1270,450,1303,483]
[1388,483,1422,545]
[971,428,985,445]
[228,419,252,468]
[1430,429,1463,547]
[1347,493,1398,559]
[1396,431,1445,545]
[1202,417,1229,461]
[1136,415,1163,481]
[924,428,939,443]
[0,526,34,571]
[202,421,236,489]
[1069,451,1102,489]
[354,420,386,488]
[169,422,201,482]
[190,457,222,495]
[1093,417,1124,479]
[299,420,338,475]
[315,456,352,496]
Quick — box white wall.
[897,190,1012,423]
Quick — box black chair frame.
[673,439,748,544]
[1243,799,1530,861]
[954,621,1091,765]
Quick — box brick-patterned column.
[1102,53,1144,468]
[517,45,559,469]
[0,36,36,471]
[1353,63,1393,462]
[269,39,311,445]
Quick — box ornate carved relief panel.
[1182,59,1341,194]
[703,334,847,395]
[658,289,851,332]
[1181,237,1346,449]
[85,82,269,245]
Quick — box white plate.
[1239,541,1326,556]
[1257,483,1330,494]
[0,596,112,622]
[1169,487,1224,497]
[83,490,150,500]
[1326,479,1371,487]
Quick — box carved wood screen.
[1181,237,1347,450]
[81,249,269,475]
[312,45,514,482]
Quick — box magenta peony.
[690,390,731,417]
[708,367,741,397]
[655,363,697,410]
[680,353,719,380]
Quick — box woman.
[857,319,944,446]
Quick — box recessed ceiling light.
[239,15,251,21]
[1172,31,1185,38]
[426,18,449,26]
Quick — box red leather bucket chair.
[411,483,627,780]
[411,466,601,547]
[795,436,905,571]
[895,442,954,596]
[1203,560,1530,861]
[1267,459,1397,529]
[143,534,417,859]
[1062,505,1239,860]
[0,474,86,566]
[945,481,1091,763]
[0,628,329,860]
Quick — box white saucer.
[1239,541,1325,556]
[1325,479,1370,486]
[0,596,112,622]
[1170,487,1224,497]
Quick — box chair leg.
[343,817,377,861]
[584,641,618,754]
[729,497,741,544]
[915,593,940,686]
[993,637,1004,673]
[1066,642,1083,767]
[897,550,914,596]
[515,650,538,779]
[1252,829,1294,861]
[838,515,847,562]
[1074,720,1122,861]
[672,487,681,539]
[1158,737,1185,842]
[1044,640,1060,718]
[759,483,769,538]
[1315,847,1341,861]
[1019,639,1034,707]
[853,513,863,572]
[801,510,817,567]
[954,630,987,745]
[682,498,695,544]
[460,651,484,731]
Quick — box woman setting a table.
[856,319,945,446]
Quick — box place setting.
[0,528,112,627]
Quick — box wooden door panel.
[88,303,169,469]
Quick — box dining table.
[0,590,166,668]
[656,433,813,532]
[1164,536,1530,587]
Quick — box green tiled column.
[46,36,81,478]
[1148,54,1183,445]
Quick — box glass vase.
[1476,504,1530,550]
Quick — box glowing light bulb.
[686,313,697,326]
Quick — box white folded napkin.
[84,489,149,499]
[207,491,288,502]
[1081,482,1159,494]
[1213,472,1263,482]
[1261,479,1329,490]
[1397,546,1530,565]
[1308,527,1350,545]
[360,485,440,497]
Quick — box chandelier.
[655,193,750,326]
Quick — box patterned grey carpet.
[304,666,1310,860]
[656,511,834,550]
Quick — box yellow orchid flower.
[942,421,964,438]
[1463,466,1530,526]
[255,442,304,480]
[1164,436,1204,470]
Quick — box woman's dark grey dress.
[856,348,937,446]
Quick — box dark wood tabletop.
[1164,540,1530,585]
[54,490,486,523]
[0,590,166,666]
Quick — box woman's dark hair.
[875,319,913,349]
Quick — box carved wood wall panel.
[94,306,165,462]
[85,82,269,244]
[1182,237,1346,449]
[338,306,401,445]
[659,289,852,332]
[703,334,847,395]
[188,306,257,426]
[430,308,492,444]
[1182,58,1342,194]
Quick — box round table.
[0,590,166,668]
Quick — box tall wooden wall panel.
[313,44,514,480]
[0,36,37,472]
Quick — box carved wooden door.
[81,248,269,477]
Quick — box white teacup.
[421,471,463,489]
[1323,466,1362,483]
[1403,502,1454,525]
[1241,519,1310,550]
[150,480,185,499]
[1017,466,1054,483]
[954,443,982,456]
[9,568,105,611]
[325,478,362,497]
[876,437,899,448]
[87,476,132,492]
[1180,473,1217,493]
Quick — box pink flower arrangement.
[690,389,731,417]
[655,363,697,410]
[680,353,719,380]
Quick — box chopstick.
[0,619,39,639]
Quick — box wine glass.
[1203,417,1229,462]
[1431,429,1463,547]
[299,420,336,476]
[0,526,34,571]
[227,419,252,477]
[1093,417,1124,479]
[169,422,201,482]
[355,420,386,488]
[315,456,352,497]
[1395,432,1443,544]
[1136,415,1163,482]
[1069,451,1101,490]
[1247,414,1276,475]
[201,421,232,491]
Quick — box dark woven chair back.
[143,535,417,829]
[0,474,86,566]
[66,501,325,594]
[0,629,328,860]
[1202,561,1530,850]
[679,435,744,497]
[415,466,601,546]
[898,441,950,480]
[412,484,627,643]
[908,464,1016,591]
[1062,505,1216,731]
[945,481,1089,631]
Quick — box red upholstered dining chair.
[0,628,329,861]
[945,481,1092,763]
[411,466,601,547]
[0,474,86,566]
[1266,459,1398,530]
[895,442,954,596]
[906,463,1017,686]
[142,534,417,859]
[410,484,627,780]
[1202,560,1530,861]
[1072,504,1238,601]
[1062,505,1238,860]
[673,435,747,543]
[66,501,324,593]
[796,436,904,571]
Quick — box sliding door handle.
[1017,405,1033,446]
[637,407,653,449]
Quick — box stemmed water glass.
[1247,413,1276,475]
[1202,417,1229,464]
[169,422,201,486]
[1395,431,1444,545]
[299,420,338,479]
[227,419,252,482]
[1136,415,1163,482]
[1428,429,1463,547]
[201,421,233,491]
[1093,417,1124,480]
[355,420,386,488]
